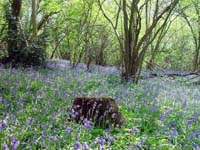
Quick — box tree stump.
[70,97,125,128]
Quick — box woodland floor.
[0,59,200,149]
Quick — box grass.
[0,65,200,149]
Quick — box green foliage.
[9,34,47,66]
[0,0,199,69]
[40,0,64,13]
[19,39,47,66]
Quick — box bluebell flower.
[83,119,93,129]
[82,142,89,150]
[182,100,187,108]
[10,138,19,150]
[135,141,142,148]
[0,119,7,132]
[74,141,81,150]
[192,113,199,120]
[186,120,194,126]
[108,136,114,144]
[2,142,9,150]
[151,105,158,112]
[193,143,200,150]
[66,127,72,134]
[131,128,137,134]
[168,129,178,137]
[189,132,196,140]
[128,145,134,150]
[48,135,57,141]
[99,138,105,148]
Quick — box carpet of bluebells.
[0,59,200,150]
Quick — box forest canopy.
[0,0,199,80]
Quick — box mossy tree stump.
[70,97,125,128]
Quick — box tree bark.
[32,0,37,38]
[180,3,200,71]
[98,0,179,82]
[122,0,179,82]
[7,0,22,59]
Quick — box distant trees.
[49,0,113,68]
[146,1,178,70]
[1,0,199,74]
[98,0,179,82]
[179,0,200,71]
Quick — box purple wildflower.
[103,111,108,117]
[128,145,134,150]
[0,65,3,71]
[168,129,178,137]
[104,131,109,139]
[193,143,200,150]
[151,105,158,111]
[131,128,137,134]
[189,130,199,140]
[111,113,116,118]
[182,100,187,108]
[167,109,173,114]
[108,136,114,144]
[41,132,45,147]
[160,113,165,121]
[186,120,194,126]
[135,141,142,148]
[160,109,173,121]
[0,119,7,132]
[66,127,72,134]
[2,142,9,150]
[82,142,89,150]
[48,135,57,141]
[192,113,199,120]
[10,138,19,150]
[92,102,97,109]
[75,112,79,116]
[75,105,80,108]
[99,138,105,148]
[74,141,81,150]
[103,130,114,144]
[189,133,196,140]
[83,119,93,129]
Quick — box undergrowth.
[0,66,200,149]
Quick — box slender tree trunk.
[32,0,37,38]
[181,4,200,71]
[194,3,200,70]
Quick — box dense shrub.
[16,35,47,66]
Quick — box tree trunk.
[32,0,37,38]
[7,0,22,60]
[98,0,179,83]
[194,3,200,70]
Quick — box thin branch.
[136,0,179,53]
[37,11,61,31]
[115,0,121,29]
[97,0,123,50]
